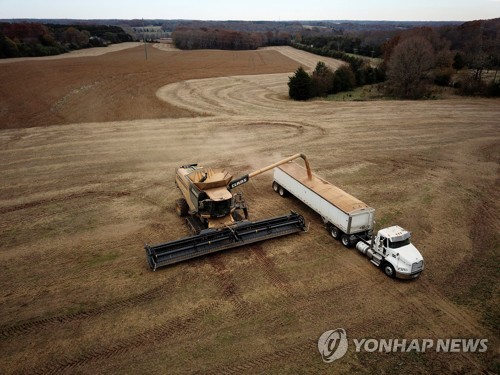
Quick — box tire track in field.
[0,239,136,295]
[22,282,359,375]
[155,46,346,119]
[202,339,317,375]
[19,269,408,375]
[203,283,452,375]
[201,309,409,375]
[202,299,485,375]
[0,255,194,340]
[16,245,369,374]
[0,283,168,340]
[0,190,130,215]
[395,279,487,337]
[28,300,222,375]
[250,244,293,297]
[248,242,377,336]
[153,73,297,118]
[385,281,488,372]
[208,255,256,318]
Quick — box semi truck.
[272,162,424,279]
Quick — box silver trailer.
[272,162,375,247]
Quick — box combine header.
[145,211,305,270]
[144,154,311,270]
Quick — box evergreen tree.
[334,65,356,92]
[288,67,313,100]
[452,52,465,70]
[312,61,334,97]
[0,34,19,58]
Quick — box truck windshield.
[389,238,411,249]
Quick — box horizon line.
[0,17,474,23]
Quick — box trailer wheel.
[175,198,189,217]
[278,186,288,197]
[341,234,352,247]
[330,226,341,240]
[383,263,396,278]
[272,181,279,192]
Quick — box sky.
[0,0,499,21]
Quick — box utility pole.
[142,18,148,61]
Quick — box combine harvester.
[145,154,310,270]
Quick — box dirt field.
[0,45,498,374]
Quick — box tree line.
[297,34,383,58]
[291,19,499,99]
[0,22,132,58]
[288,62,384,100]
[172,27,291,50]
[382,20,500,98]
[290,42,386,87]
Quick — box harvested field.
[0,42,144,63]
[0,45,299,129]
[0,45,498,374]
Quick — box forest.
[289,18,500,99]
[172,27,291,50]
[0,22,131,58]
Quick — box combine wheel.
[272,181,279,192]
[175,198,189,217]
[232,210,244,221]
[278,186,288,197]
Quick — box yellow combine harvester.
[145,154,311,270]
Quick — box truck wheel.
[383,263,396,278]
[272,181,279,193]
[278,186,288,197]
[175,198,188,217]
[341,234,352,247]
[330,226,341,240]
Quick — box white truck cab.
[356,225,424,279]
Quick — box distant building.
[129,26,170,41]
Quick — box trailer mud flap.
[145,211,306,270]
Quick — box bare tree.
[386,36,435,99]
[63,27,89,48]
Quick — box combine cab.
[174,165,246,230]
